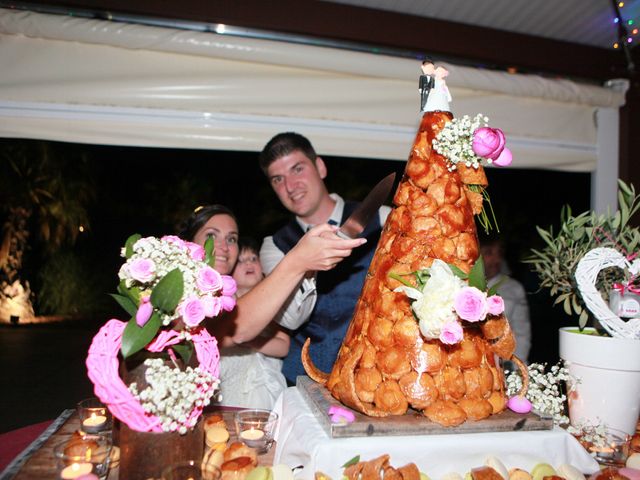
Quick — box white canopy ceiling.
[0,8,627,172]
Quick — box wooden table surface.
[7,409,275,480]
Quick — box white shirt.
[488,274,531,362]
[260,193,391,330]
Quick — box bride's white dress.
[215,346,287,409]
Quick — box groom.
[258,132,390,384]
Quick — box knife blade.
[337,172,396,239]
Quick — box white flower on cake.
[395,260,465,340]
[392,258,506,345]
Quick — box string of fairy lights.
[612,1,638,49]
[612,0,637,73]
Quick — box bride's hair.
[177,204,237,241]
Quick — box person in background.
[233,237,265,297]
[479,235,531,363]
[259,132,391,384]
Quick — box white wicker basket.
[575,247,640,339]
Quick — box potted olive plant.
[526,180,640,435]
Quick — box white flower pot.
[559,327,640,435]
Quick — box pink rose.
[487,295,505,316]
[202,295,222,318]
[439,320,464,345]
[472,127,512,167]
[161,235,187,249]
[136,296,153,327]
[128,258,156,283]
[221,275,237,297]
[196,266,223,293]
[186,241,205,261]
[454,286,488,322]
[221,295,236,313]
[179,295,206,327]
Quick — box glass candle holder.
[588,428,631,467]
[161,460,221,480]
[77,398,111,435]
[54,434,112,480]
[234,409,278,455]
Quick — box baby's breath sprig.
[433,114,488,171]
[505,362,572,426]
[129,358,219,434]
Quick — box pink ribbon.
[613,282,640,295]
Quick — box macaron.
[204,414,227,431]
[531,463,556,480]
[271,464,294,480]
[485,456,509,480]
[619,468,640,480]
[205,426,230,450]
[246,466,273,480]
[628,453,640,469]
[509,468,533,480]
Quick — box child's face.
[232,248,263,291]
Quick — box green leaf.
[121,312,162,358]
[204,234,216,268]
[151,268,184,312]
[124,233,141,258]
[578,310,589,330]
[341,455,360,469]
[110,293,137,317]
[388,272,414,289]
[563,296,572,315]
[468,257,487,291]
[487,276,506,296]
[118,280,141,304]
[449,264,468,280]
[172,341,194,364]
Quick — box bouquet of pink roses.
[86,234,236,433]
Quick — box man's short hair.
[259,132,317,174]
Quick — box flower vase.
[559,327,640,435]
[116,351,205,480]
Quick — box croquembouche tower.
[302,61,527,427]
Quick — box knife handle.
[335,229,353,240]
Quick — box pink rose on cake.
[487,295,505,316]
[472,127,512,167]
[454,286,488,322]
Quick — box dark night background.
[0,138,590,433]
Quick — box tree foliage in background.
[525,180,640,329]
[0,141,94,320]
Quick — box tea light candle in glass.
[77,398,110,434]
[54,435,112,480]
[234,409,278,455]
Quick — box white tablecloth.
[273,387,600,480]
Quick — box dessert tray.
[296,376,553,438]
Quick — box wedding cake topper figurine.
[419,59,452,112]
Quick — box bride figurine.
[419,60,452,113]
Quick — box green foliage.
[525,180,640,326]
[121,312,162,358]
[124,234,141,259]
[204,234,215,268]
[37,249,111,316]
[150,268,184,313]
